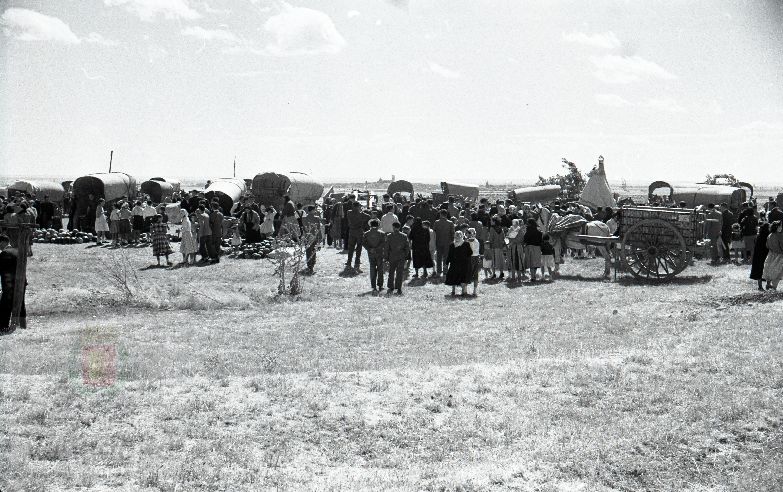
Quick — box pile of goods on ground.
[223,238,276,259]
[33,228,94,244]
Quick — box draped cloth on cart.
[580,161,616,210]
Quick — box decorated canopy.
[579,157,616,210]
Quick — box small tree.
[265,230,317,296]
[536,158,587,201]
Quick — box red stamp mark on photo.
[81,344,117,387]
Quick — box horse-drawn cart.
[576,206,704,281]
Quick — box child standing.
[541,233,556,281]
[230,225,242,253]
[482,242,493,279]
[150,214,173,266]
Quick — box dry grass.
[1,243,782,491]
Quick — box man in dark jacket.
[363,219,386,291]
[345,202,370,271]
[739,202,758,263]
[0,233,25,330]
[432,210,455,276]
[209,202,224,263]
[384,222,411,294]
[704,203,723,264]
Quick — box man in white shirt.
[380,205,398,234]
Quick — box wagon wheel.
[620,219,688,281]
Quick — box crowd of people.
[0,187,782,332]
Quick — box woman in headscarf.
[445,230,472,296]
[179,209,198,265]
[523,218,543,282]
[408,217,433,278]
[750,221,770,290]
[240,205,262,243]
[762,221,783,290]
[507,218,526,282]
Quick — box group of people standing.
[310,193,592,296]
[702,198,783,290]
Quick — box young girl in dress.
[230,224,242,253]
[95,198,110,244]
[150,214,173,266]
[482,242,493,279]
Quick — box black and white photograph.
[1,0,782,490]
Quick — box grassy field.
[1,242,782,491]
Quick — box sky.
[1,0,783,185]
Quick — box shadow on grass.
[616,274,713,286]
[443,293,477,300]
[339,268,361,278]
[139,264,170,271]
[718,291,783,306]
[556,274,613,283]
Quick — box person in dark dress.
[750,222,771,291]
[408,217,433,278]
[0,233,26,330]
[37,195,55,229]
[445,230,472,296]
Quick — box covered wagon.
[508,185,561,204]
[149,177,181,193]
[440,182,479,203]
[252,171,323,208]
[651,181,747,211]
[72,172,137,230]
[140,179,175,203]
[205,178,247,214]
[387,179,414,196]
[7,180,66,204]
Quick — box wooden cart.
[576,206,704,281]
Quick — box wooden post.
[109,150,114,173]
[11,226,29,329]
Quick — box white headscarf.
[454,230,465,247]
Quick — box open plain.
[1,243,782,491]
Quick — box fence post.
[11,226,29,329]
